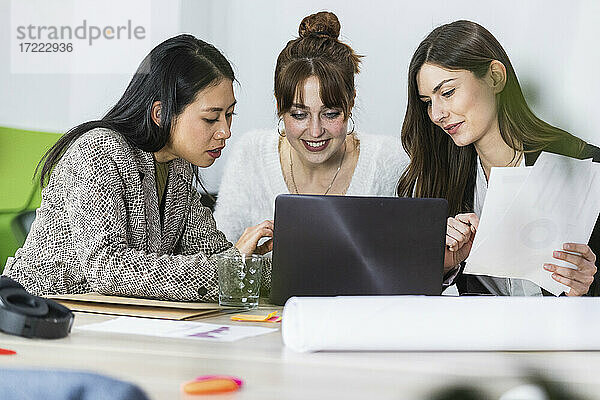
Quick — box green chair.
[0,126,62,271]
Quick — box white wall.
[2,0,599,191]
[0,0,180,131]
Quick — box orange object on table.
[182,378,240,395]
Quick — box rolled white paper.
[282,296,600,352]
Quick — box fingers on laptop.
[250,220,274,236]
[258,220,275,237]
[256,238,274,255]
[235,220,274,255]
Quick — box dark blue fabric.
[0,368,150,400]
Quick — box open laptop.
[270,194,448,305]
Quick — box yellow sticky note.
[230,311,281,323]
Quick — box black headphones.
[0,276,74,339]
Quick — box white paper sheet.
[465,153,600,295]
[282,296,600,352]
[470,166,531,253]
[78,316,277,342]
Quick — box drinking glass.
[216,253,263,308]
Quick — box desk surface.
[1,307,599,400]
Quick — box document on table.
[465,152,600,295]
[78,316,277,342]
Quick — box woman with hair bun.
[214,11,408,243]
[399,20,600,296]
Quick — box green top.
[154,159,169,210]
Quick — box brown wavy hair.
[274,11,362,120]
[397,20,584,216]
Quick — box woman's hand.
[544,243,597,296]
[235,220,274,256]
[444,213,479,273]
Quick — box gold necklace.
[289,140,346,195]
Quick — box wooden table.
[1,307,599,399]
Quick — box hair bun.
[298,11,341,39]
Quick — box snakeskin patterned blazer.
[4,128,268,302]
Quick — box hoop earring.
[277,118,286,137]
[347,115,355,135]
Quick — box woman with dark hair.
[3,34,273,301]
[398,20,599,296]
[213,11,407,242]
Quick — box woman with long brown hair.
[213,11,407,242]
[398,20,599,296]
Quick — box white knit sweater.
[213,129,409,242]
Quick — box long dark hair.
[397,20,584,216]
[38,34,235,186]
